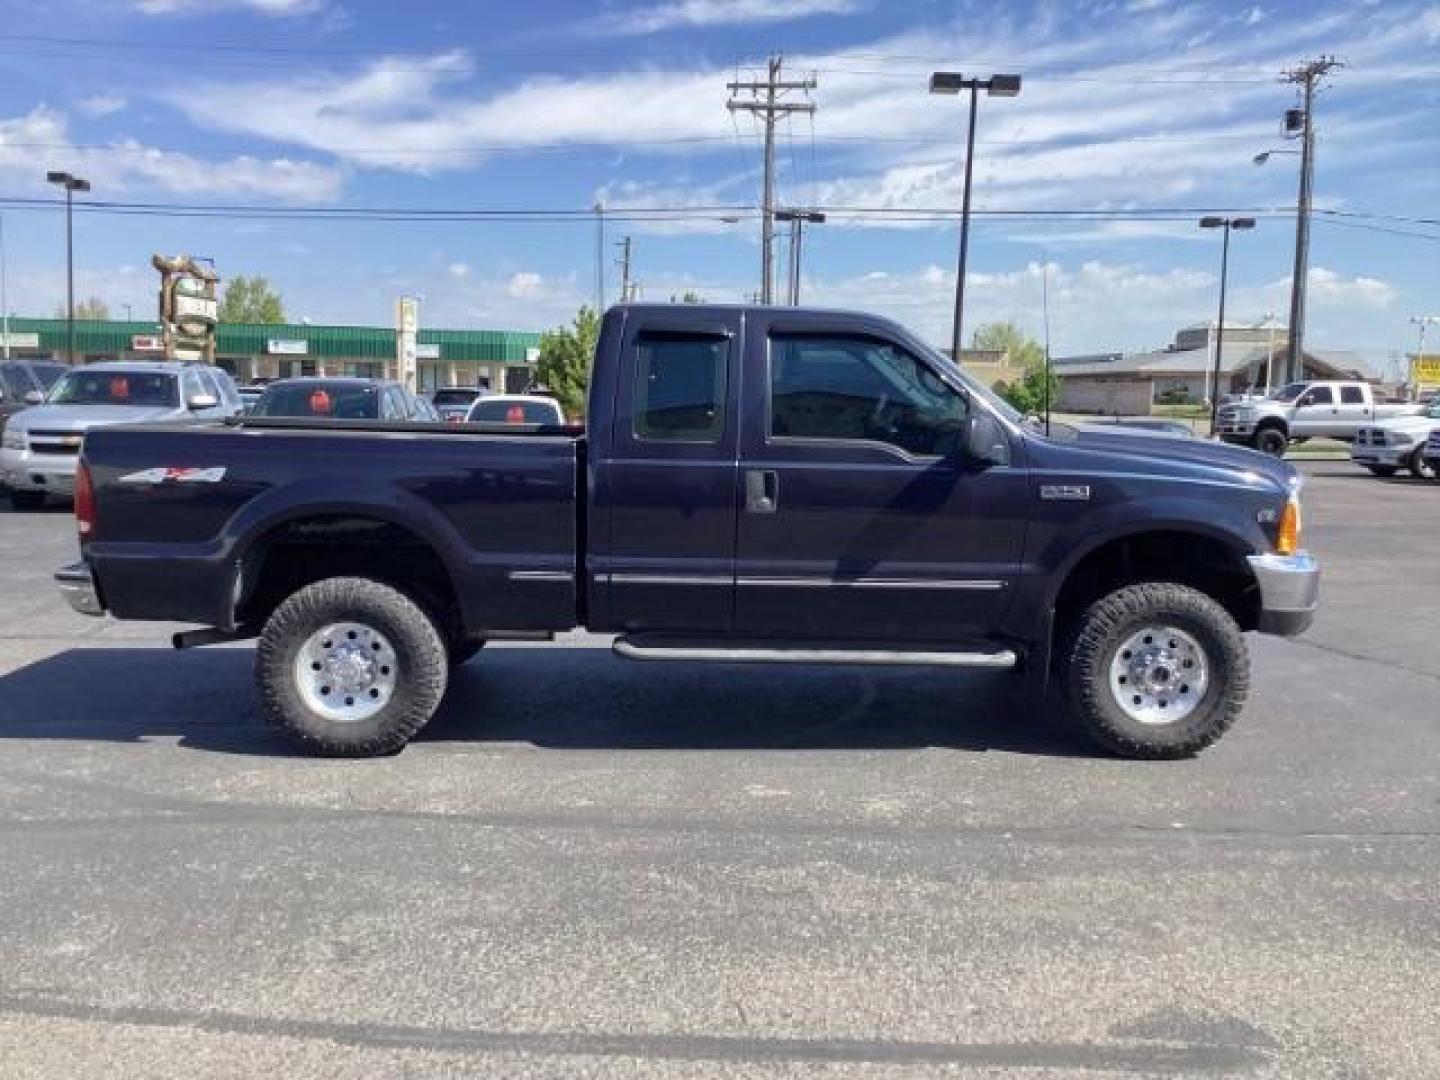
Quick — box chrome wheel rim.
[1108,624,1209,725]
[294,622,397,722]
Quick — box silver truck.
[1216,380,1422,457]
[1351,396,1440,479]
[0,361,241,510]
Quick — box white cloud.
[505,272,544,298]
[448,262,471,279]
[131,0,324,14]
[76,94,126,118]
[0,107,342,202]
[592,0,863,35]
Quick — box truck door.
[1290,384,1336,437]
[733,315,1026,643]
[1336,384,1370,429]
[591,312,741,634]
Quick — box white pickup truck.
[1216,380,1422,457]
[1351,396,1440,479]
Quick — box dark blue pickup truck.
[56,304,1318,759]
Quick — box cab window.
[768,334,968,457]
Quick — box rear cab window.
[633,333,727,442]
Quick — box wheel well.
[1052,531,1261,644]
[1255,418,1287,434]
[235,515,460,638]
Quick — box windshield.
[433,389,480,405]
[1269,382,1309,402]
[255,382,379,419]
[49,370,178,407]
[468,398,562,424]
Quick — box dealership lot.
[0,464,1436,1078]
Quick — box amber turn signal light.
[1276,497,1302,556]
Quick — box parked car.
[58,304,1318,760]
[1080,417,1194,438]
[2,361,240,510]
[1216,380,1421,456]
[431,387,484,423]
[1350,397,1440,479]
[1425,428,1440,477]
[464,393,566,426]
[0,359,68,440]
[251,378,436,422]
[236,386,267,414]
[408,392,440,422]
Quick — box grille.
[26,430,85,456]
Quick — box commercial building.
[0,317,543,392]
[1053,323,1373,415]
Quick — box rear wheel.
[1252,426,1287,457]
[1409,447,1435,481]
[1063,582,1248,759]
[256,576,448,756]
[8,490,44,511]
[1365,465,1398,478]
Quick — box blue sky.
[0,0,1436,371]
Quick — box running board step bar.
[613,638,1017,669]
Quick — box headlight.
[1,427,24,450]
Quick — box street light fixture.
[1200,216,1256,435]
[1252,148,1300,166]
[928,71,1022,363]
[774,209,826,305]
[46,170,90,366]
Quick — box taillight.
[75,460,96,539]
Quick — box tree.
[679,290,704,304]
[969,322,1057,416]
[218,275,286,323]
[534,306,599,420]
[970,321,1044,369]
[58,297,109,320]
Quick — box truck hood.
[1362,413,1440,434]
[9,403,183,432]
[1069,426,1297,492]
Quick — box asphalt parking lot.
[0,463,1436,1078]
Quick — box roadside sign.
[267,339,308,355]
[1412,355,1440,387]
[131,335,164,351]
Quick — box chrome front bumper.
[55,562,105,617]
[1246,551,1319,637]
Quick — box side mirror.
[23,389,45,406]
[186,393,219,411]
[965,412,1011,466]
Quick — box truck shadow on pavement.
[0,645,1097,758]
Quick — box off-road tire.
[8,490,44,511]
[1252,426,1287,457]
[256,576,448,756]
[1063,582,1249,759]
[1409,447,1435,481]
[1366,465,1399,478]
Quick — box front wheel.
[1252,427,1287,457]
[1409,447,1436,481]
[8,490,44,511]
[1063,583,1249,759]
[256,576,448,756]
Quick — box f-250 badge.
[1040,484,1090,501]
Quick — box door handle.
[745,469,778,514]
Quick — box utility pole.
[615,236,633,302]
[1281,56,1342,385]
[727,56,816,305]
[0,213,8,360]
[593,201,605,312]
[775,209,825,305]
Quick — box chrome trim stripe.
[608,573,732,586]
[738,576,1004,591]
[614,639,1017,668]
[507,570,575,582]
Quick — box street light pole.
[46,171,90,366]
[1200,216,1256,435]
[928,72,1021,364]
[0,213,8,360]
[775,209,825,305]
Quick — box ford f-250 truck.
[1216,379,1421,456]
[56,305,1320,759]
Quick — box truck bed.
[81,419,583,635]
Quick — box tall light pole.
[0,213,9,360]
[46,170,90,366]
[775,209,825,305]
[1200,216,1256,435]
[593,201,605,312]
[928,71,1021,364]
[1264,310,1277,393]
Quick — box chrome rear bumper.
[55,562,104,617]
